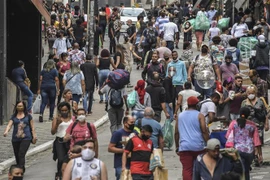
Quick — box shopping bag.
[162,120,174,149]
[149,149,164,171]
[120,169,132,180]
[153,167,168,180]
[32,95,41,114]
[194,11,210,30]
[127,90,137,108]
[217,18,230,29]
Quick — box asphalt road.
[1,34,270,180]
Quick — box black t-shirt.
[114,52,125,69]
[108,21,115,38]
[94,25,102,45]
[127,25,136,38]
[73,25,84,41]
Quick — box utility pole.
[232,0,235,25]
[87,0,94,56]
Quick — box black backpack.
[146,28,157,45]
[109,89,124,108]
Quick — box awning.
[31,0,51,25]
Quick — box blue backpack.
[107,69,130,90]
[109,89,124,108]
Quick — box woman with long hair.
[226,107,261,180]
[98,7,108,43]
[37,60,59,122]
[231,17,249,40]
[3,101,37,171]
[113,44,126,70]
[96,49,114,103]
[51,102,73,180]
[131,80,151,120]
[57,52,71,105]
[62,89,78,119]
[11,60,34,113]
[63,62,85,104]
[241,84,269,166]
[183,21,193,43]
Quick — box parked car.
[120,7,148,33]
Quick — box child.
[183,21,193,43]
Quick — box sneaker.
[99,100,103,104]
[39,115,43,122]
[49,117,53,121]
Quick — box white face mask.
[169,71,175,77]
[77,115,86,122]
[248,94,255,100]
[81,149,95,161]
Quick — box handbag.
[65,72,80,85]
[23,68,31,88]
[32,95,41,114]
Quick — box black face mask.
[164,57,169,61]
[61,112,69,118]
[261,22,266,25]
[141,134,150,140]
[201,48,208,54]
[127,124,135,131]
[226,62,231,66]
[13,177,23,180]
[211,8,214,10]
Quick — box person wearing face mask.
[63,140,108,180]
[163,66,176,122]
[135,107,164,150]
[108,116,136,180]
[248,69,268,101]
[155,10,169,38]
[216,78,234,121]
[188,44,221,99]
[166,51,187,97]
[220,55,239,82]
[259,18,270,41]
[51,102,73,180]
[3,101,37,172]
[156,40,172,59]
[126,19,136,44]
[241,85,269,166]
[122,125,154,180]
[207,5,217,22]
[53,30,72,59]
[64,109,98,157]
[8,165,24,180]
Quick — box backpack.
[70,121,93,138]
[109,89,124,108]
[196,99,212,117]
[146,28,157,45]
[107,69,130,89]
[226,49,240,63]
[147,63,163,73]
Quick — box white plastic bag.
[32,95,41,114]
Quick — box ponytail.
[237,116,246,129]
[237,107,251,129]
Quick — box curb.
[0,113,109,174]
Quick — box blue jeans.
[165,103,174,122]
[194,80,213,99]
[72,94,81,104]
[17,82,33,112]
[40,86,56,118]
[83,91,94,113]
[115,167,122,180]
[166,41,174,51]
[239,151,254,180]
[99,69,110,101]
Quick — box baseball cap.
[205,138,221,150]
[187,96,199,106]
[258,35,265,43]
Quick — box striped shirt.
[125,135,153,175]
[155,16,169,34]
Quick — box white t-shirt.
[163,22,179,41]
[200,99,216,125]
[178,89,201,111]
[209,27,220,40]
[231,23,249,38]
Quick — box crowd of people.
[3,1,270,180]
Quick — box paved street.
[1,35,270,179]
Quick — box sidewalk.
[0,38,109,172]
